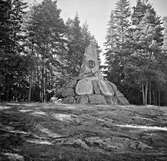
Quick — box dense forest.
[0,0,167,105]
[104,0,167,105]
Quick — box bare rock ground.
[0,103,167,161]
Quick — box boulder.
[62,88,75,97]
[88,95,107,105]
[116,91,129,105]
[76,95,89,104]
[76,78,93,95]
[98,80,114,96]
[66,79,77,88]
[116,90,124,97]
[92,79,101,94]
[117,96,129,105]
[107,81,118,92]
[63,96,75,104]
[50,96,58,103]
[105,96,117,105]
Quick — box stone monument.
[59,41,129,105]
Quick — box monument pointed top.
[79,41,100,77]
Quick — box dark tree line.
[0,0,98,102]
[104,0,167,105]
[1,0,167,105]
[0,0,30,101]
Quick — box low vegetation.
[0,103,167,161]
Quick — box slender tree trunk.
[43,64,46,103]
[149,82,152,105]
[40,64,44,102]
[42,65,44,102]
[142,83,145,105]
[6,85,9,102]
[142,81,148,105]
[155,91,157,105]
[153,90,155,105]
[28,72,32,102]
[145,81,148,105]
[158,88,160,106]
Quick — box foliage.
[127,3,165,105]
[25,1,100,102]
[64,16,97,77]
[162,17,167,51]
[105,0,167,105]
[1,0,167,105]
[26,0,67,102]
[104,0,131,94]
[0,0,29,101]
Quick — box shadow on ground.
[0,103,167,161]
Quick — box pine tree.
[125,3,165,105]
[26,0,67,102]
[162,17,167,51]
[0,0,11,53]
[160,17,167,105]
[81,23,101,65]
[0,0,29,101]
[104,0,131,92]
[114,0,131,45]
[65,15,94,77]
[105,12,117,66]
[0,0,11,101]
[132,0,148,25]
[81,22,93,52]
[65,15,84,77]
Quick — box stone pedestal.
[56,41,129,105]
[59,77,129,105]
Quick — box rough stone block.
[62,88,74,97]
[117,96,129,105]
[66,79,77,88]
[63,96,75,104]
[92,79,101,94]
[107,81,117,93]
[105,96,117,105]
[99,80,114,96]
[88,95,107,105]
[76,95,89,104]
[116,90,124,97]
[76,78,93,95]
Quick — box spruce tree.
[0,0,11,53]
[26,0,67,102]
[65,15,96,77]
[105,11,117,66]
[81,23,101,65]
[125,3,165,105]
[114,0,131,45]
[0,0,11,101]
[162,17,167,51]
[132,0,148,25]
[65,15,84,77]
[104,0,131,92]
[0,0,28,101]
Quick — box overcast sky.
[28,0,167,61]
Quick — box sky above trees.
[27,0,167,50]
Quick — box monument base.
[56,41,129,105]
[59,77,129,105]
